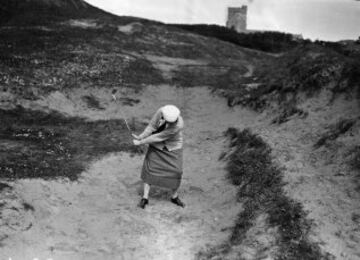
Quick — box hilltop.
[0,1,359,259]
[0,0,104,25]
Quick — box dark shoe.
[138,198,148,209]
[171,197,185,208]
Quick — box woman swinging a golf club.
[132,104,185,209]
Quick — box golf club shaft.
[112,94,133,135]
[123,117,132,134]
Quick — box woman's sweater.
[138,107,184,151]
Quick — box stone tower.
[226,6,247,32]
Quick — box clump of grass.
[198,128,331,259]
[314,118,356,148]
[22,202,35,211]
[118,97,140,106]
[82,94,105,110]
[349,146,360,171]
[334,59,360,98]
[272,103,308,124]
[348,146,360,191]
[0,106,144,181]
[0,182,12,192]
[226,87,271,111]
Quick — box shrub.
[0,182,12,192]
[314,118,356,148]
[272,103,308,124]
[349,146,360,171]
[82,94,105,110]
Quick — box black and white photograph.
[0,0,359,259]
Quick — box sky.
[85,0,360,41]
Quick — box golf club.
[111,93,133,137]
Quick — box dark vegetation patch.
[225,83,269,110]
[172,23,360,60]
[171,24,302,53]
[271,103,308,124]
[137,24,252,60]
[111,89,141,106]
[82,94,105,110]
[314,118,356,149]
[198,128,332,259]
[352,213,360,224]
[348,146,360,191]
[332,58,360,98]
[0,106,144,180]
[0,24,168,99]
[0,234,9,247]
[117,97,140,106]
[122,58,165,86]
[349,146,360,171]
[220,45,360,111]
[0,182,12,192]
[22,202,35,212]
[313,39,360,58]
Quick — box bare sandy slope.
[254,92,360,260]
[0,85,257,260]
[1,85,359,259]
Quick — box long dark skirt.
[141,145,183,190]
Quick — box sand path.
[2,85,359,259]
[0,86,257,260]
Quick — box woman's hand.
[132,134,140,140]
[133,140,141,146]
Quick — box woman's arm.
[138,127,179,145]
[138,108,162,139]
